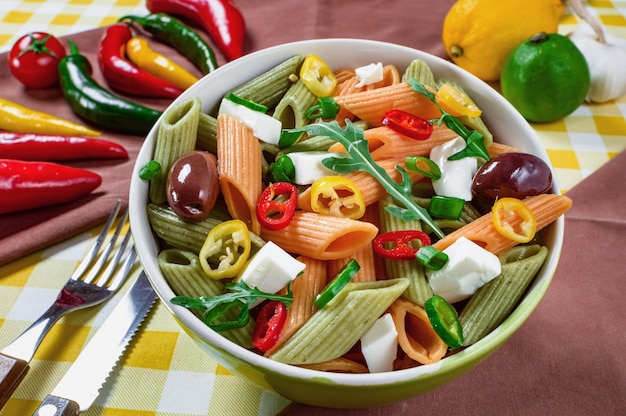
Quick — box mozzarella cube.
[430,136,478,201]
[287,151,347,185]
[355,62,384,87]
[360,313,398,373]
[426,237,501,303]
[218,98,282,145]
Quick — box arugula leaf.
[171,280,293,331]
[407,78,490,161]
[286,120,445,238]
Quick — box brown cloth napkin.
[280,150,626,415]
[0,0,453,265]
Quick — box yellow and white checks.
[1,1,626,415]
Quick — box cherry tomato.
[8,32,67,88]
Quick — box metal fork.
[0,200,136,409]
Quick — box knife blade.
[32,271,157,416]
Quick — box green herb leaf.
[287,120,445,238]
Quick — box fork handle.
[0,352,29,409]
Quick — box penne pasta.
[260,211,379,260]
[433,194,573,255]
[272,78,319,129]
[217,114,264,235]
[389,298,448,364]
[299,357,369,374]
[402,59,437,88]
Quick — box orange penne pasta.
[299,357,369,374]
[327,242,377,283]
[334,82,442,126]
[389,298,448,365]
[298,156,423,210]
[266,256,327,355]
[333,67,357,86]
[487,142,521,157]
[365,64,401,90]
[433,193,573,255]
[260,211,378,260]
[217,114,263,234]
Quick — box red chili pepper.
[252,300,287,352]
[97,23,183,99]
[147,0,246,61]
[0,159,102,215]
[373,230,432,260]
[0,132,128,161]
[381,109,433,140]
[256,182,298,231]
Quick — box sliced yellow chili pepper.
[0,97,100,136]
[126,37,199,90]
[491,197,537,243]
[299,54,337,97]
[310,175,366,220]
[199,219,252,280]
[436,83,482,118]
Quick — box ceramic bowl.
[129,39,564,408]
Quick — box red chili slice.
[256,182,298,231]
[373,230,431,260]
[381,109,433,140]
[252,300,288,352]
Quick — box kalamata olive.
[472,152,552,203]
[166,150,220,221]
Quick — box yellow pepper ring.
[436,83,482,118]
[299,54,338,97]
[491,197,537,243]
[310,175,366,220]
[199,219,252,280]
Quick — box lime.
[500,32,590,123]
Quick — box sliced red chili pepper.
[252,300,288,352]
[381,109,433,140]
[373,230,431,260]
[0,132,128,161]
[256,182,298,231]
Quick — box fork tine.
[106,246,137,292]
[93,228,133,288]
[82,208,128,285]
[69,200,123,282]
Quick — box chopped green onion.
[405,155,441,180]
[314,259,360,308]
[306,96,340,120]
[225,92,268,113]
[428,195,465,220]
[204,301,250,331]
[416,245,448,270]
[268,154,296,183]
[139,160,161,180]
[278,129,303,148]
[424,295,464,349]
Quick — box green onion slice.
[428,195,465,220]
[416,245,448,270]
[225,92,269,113]
[306,96,340,120]
[405,155,441,180]
[424,295,464,349]
[314,259,360,308]
[268,154,296,183]
[139,160,161,180]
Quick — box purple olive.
[472,152,552,203]
[166,150,220,221]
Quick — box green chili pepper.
[119,13,217,74]
[405,155,441,180]
[314,259,360,308]
[424,294,464,349]
[268,154,296,183]
[225,92,268,113]
[58,40,163,136]
[306,96,340,120]
[428,195,466,220]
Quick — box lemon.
[442,0,563,81]
[501,32,590,123]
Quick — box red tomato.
[8,32,67,88]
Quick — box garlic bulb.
[568,0,626,103]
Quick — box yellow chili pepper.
[199,219,252,280]
[300,54,337,97]
[125,37,199,90]
[436,83,482,118]
[310,175,366,219]
[0,97,100,136]
[491,197,537,243]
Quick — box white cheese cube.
[426,236,501,303]
[430,136,478,201]
[218,98,282,145]
[360,313,398,373]
[287,151,347,185]
[355,62,384,87]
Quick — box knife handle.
[0,352,30,409]
[33,395,80,416]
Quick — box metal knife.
[32,271,158,416]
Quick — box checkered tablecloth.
[1,1,625,415]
